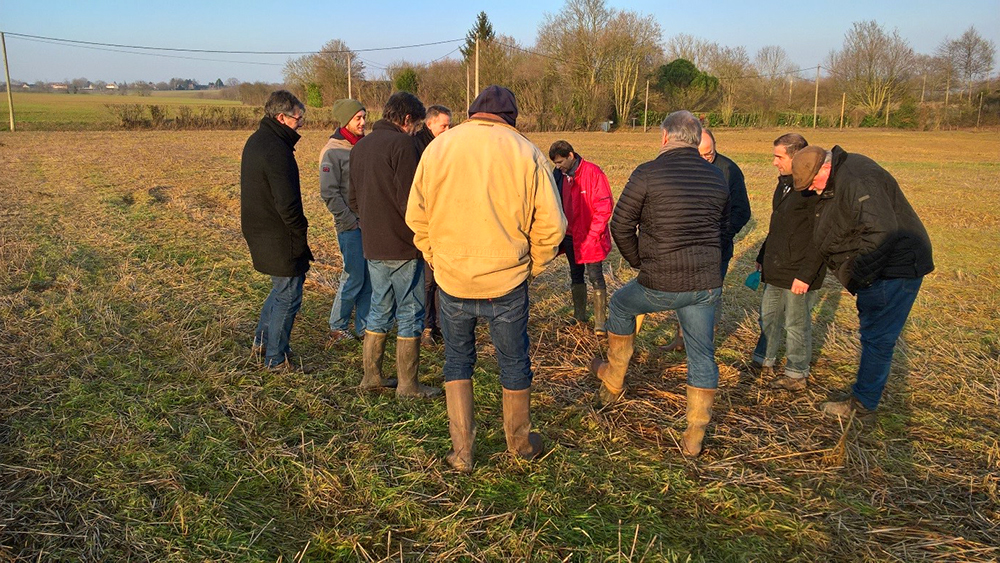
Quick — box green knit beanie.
[332,99,365,127]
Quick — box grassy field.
[0,127,998,562]
[0,91,241,129]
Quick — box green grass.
[0,129,997,561]
[0,91,241,129]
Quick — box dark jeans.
[851,276,923,410]
[425,266,441,333]
[607,280,721,389]
[254,274,305,367]
[439,282,532,391]
[329,227,371,336]
[560,236,606,289]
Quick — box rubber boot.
[681,386,716,457]
[593,289,608,335]
[360,331,396,389]
[395,336,441,399]
[502,388,544,459]
[589,332,635,407]
[444,380,476,473]
[571,283,588,323]
[660,324,685,352]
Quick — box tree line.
[281,0,997,130]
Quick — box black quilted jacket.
[611,146,729,292]
[814,146,934,294]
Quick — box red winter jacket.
[558,158,613,264]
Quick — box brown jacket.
[406,117,566,299]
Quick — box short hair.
[264,90,304,119]
[426,105,452,120]
[702,128,716,145]
[383,91,426,127]
[660,110,702,146]
[549,140,575,160]
[773,133,809,157]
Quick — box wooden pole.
[465,65,470,119]
[2,33,14,132]
[885,92,890,127]
[643,79,649,132]
[812,65,820,128]
[788,74,793,106]
[347,52,352,99]
[977,91,984,128]
[920,74,926,104]
[839,92,846,129]
[475,37,479,97]
[943,72,951,128]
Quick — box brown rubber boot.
[589,332,635,407]
[502,388,544,459]
[360,331,396,389]
[659,323,685,352]
[395,336,441,398]
[444,380,476,473]
[681,386,716,457]
[571,283,588,323]
[593,289,608,335]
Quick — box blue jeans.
[752,284,820,378]
[254,274,305,367]
[607,280,722,389]
[329,228,371,336]
[851,277,922,410]
[439,282,532,391]
[366,259,425,338]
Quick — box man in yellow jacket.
[406,85,567,473]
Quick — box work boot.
[593,289,608,335]
[571,283,588,324]
[360,331,397,390]
[395,336,441,399]
[502,388,544,459]
[444,380,476,473]
[421,327,438,348]
[769,374,808,391]
[681,386,716,457]
[590,332,635,407]
[659,324,685,352]
[820,396,876,424]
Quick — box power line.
[14,35,284,67]
[0,30,462,56]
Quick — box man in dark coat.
[412,105,452,347]
[751,133,827,391]
[349,91,440,399]
[792,145,934,422]
[590,110,729,457]
[240,90,313,372]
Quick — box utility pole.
[920,74,926,104]
[812,65,820,128]
[2,33,14,132]
[977,91,984,128]
[643,79,649,132]
[347,52,352,99]
[839,92,846,129]
[943,72,951,128]
[788,74,793,106]
[885,92,890,127]
[466,65,470,119]
[475,37,480,96]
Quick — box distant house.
[52,83,68,90]
[106,83,118,90]
[21,83,30,89]
[82,83,95,91]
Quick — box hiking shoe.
[326,329,356,348]
[266,358,315,375]
[820,396,876,424]
[769,375,808,391]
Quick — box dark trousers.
[425,266,442,333]
[560,236,606,289]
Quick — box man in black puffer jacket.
[590,110,729,458]
[751,133,827,391]
[241,90,313,372]
[792,145,933,423]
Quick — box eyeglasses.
[282,113,305,124]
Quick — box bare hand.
[755,262,762,272]
[791,278,809,295]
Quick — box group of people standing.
[240,85,933,472]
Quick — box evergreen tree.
[460,12,495,61]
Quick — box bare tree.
[605,11,662,125]
[664,33,713,69]
[827,20,914,115]
[705,44,752,123]
[755,45,795,102]
[283,39,365,103]
[937,26,995,103]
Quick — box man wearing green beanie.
[320,99,372,345]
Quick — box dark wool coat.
[240,117,313,277]
[413,126,436,157]
[712,153,751,263]
[755,175,827,290]
[814,145,934,294]
[349,119,421,260]
[611,146,730,292]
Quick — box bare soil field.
[0,128,997,561]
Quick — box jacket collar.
[372,119,407,134]
[822,145,849,198]
[260,116,300,149]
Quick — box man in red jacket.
[549,140,614,334]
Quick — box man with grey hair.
[590,110,729,457]
[241,90,313,372]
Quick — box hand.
[790,278,810,295]
[755,262,762,272]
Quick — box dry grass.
[0,128,997,562]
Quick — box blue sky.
[2,0,998,84]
